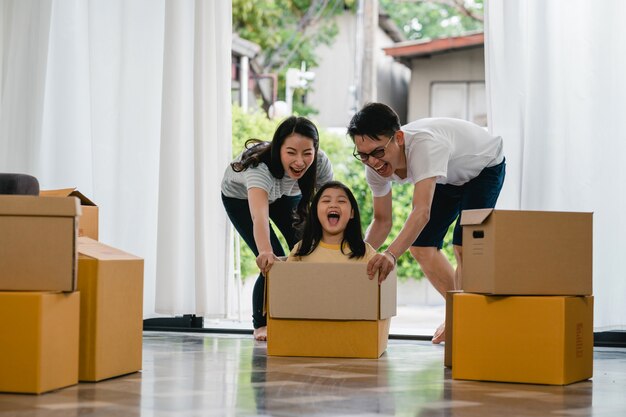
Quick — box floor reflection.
[0,332,624,417]
[250,343,398,416]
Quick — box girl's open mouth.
[327,211,340,226]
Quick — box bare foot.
[253,326,267,341]
[432,322,445,344]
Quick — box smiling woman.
[221,116,333,341]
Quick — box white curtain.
[156,0,233,316]
[0,0,233,318]
[485,0,626,330]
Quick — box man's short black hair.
[347,102,401,142]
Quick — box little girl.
[288,181,376,262]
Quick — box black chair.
[0,173,40,195]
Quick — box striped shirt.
[221,150,333,203]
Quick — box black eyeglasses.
[353,135,394,162]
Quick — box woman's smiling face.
[280,133,316,179]
[317,186,353,238]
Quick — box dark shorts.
[412,159,506,248]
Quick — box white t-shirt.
[221,150,333,203]
[366,118,504,197]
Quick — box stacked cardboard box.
[77,237,144,381]
[40,188,99,240]
[448,209,593,385]
[0,192,144,393]
[266,262,396,358]
[0,291,80,394]
[39,190,144,382]
[0,195,81,393]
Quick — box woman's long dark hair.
[295,181,366,259]
[230,116,320,229]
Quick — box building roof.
[383,32,484,64]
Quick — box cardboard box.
[266,262,396,358]
[0,195,80,291]
[77,237,144,381]
[452,293,593,385]
[0,291,80,394]
[268,317,391,359]
[461,209,592,295]
[444,290,463,368]
[40,188,99,240]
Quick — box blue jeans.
[221,193,301,328]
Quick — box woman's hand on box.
[256,251,280,276]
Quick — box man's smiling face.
[353,132,403,177]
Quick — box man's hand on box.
[367,252,395,284]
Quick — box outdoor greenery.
[232,1,483,115]
[232,0,348,73]
[380,0,483,40]
[232,0,351,115]
[231,105,456,281]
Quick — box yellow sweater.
[287,240,376,263]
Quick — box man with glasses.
[348,102,505,343]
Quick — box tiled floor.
[1,332,625,416]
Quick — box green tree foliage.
[231,105,278,154]
[232,0,349,115]
[380,0,483,41]
[231,105,456,281]
[233,0,345,72]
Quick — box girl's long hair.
[295,181,366,259]
[230,116,319,229]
